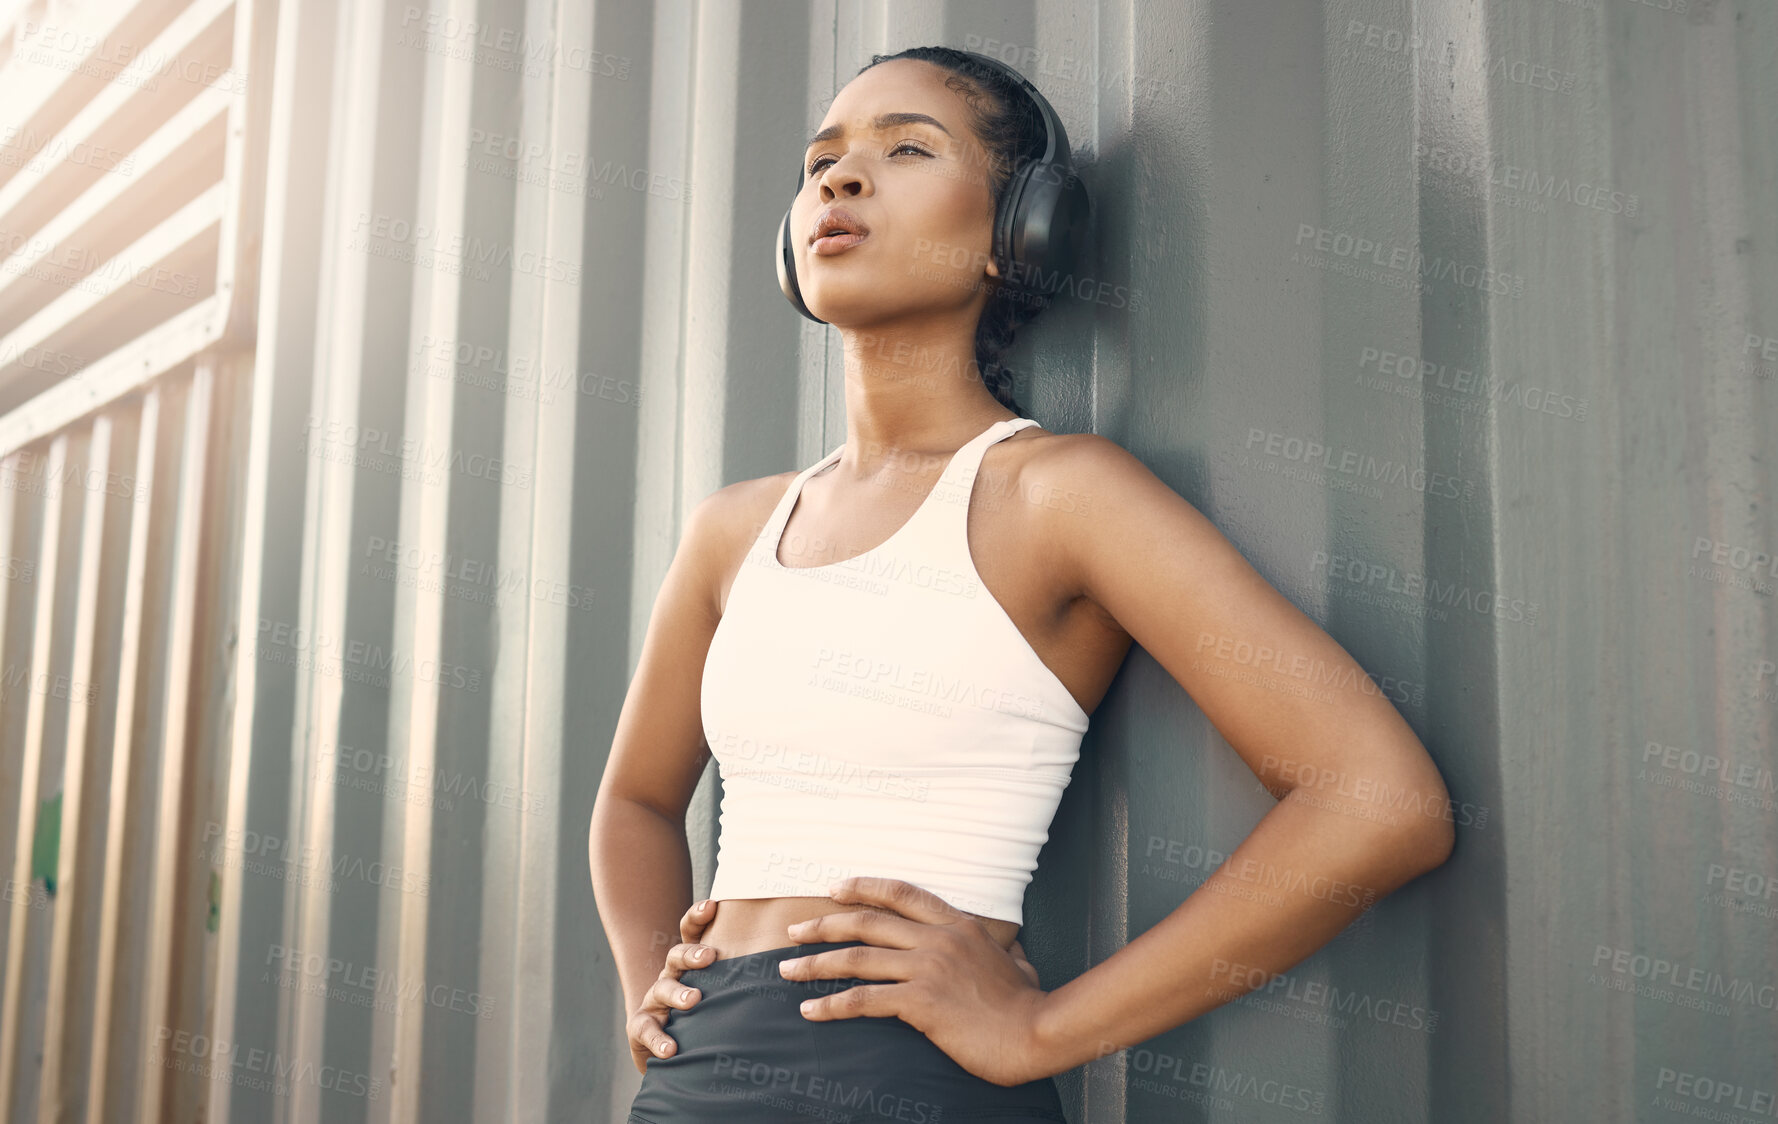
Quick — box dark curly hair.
[857,47,1058,419]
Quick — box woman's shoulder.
[989,426,1210,549]
[993,426,1153,503]
[690,468,800,548]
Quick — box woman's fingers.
[629,974,702,1064]
[627,1009,676,1067]
[778,943,919,984]
[651,972,702,1011]
[787,904,923,949]
[627,926,720,1070]
[678,898,718,943]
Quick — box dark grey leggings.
[627,940,1070,1124]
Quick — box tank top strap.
[752,441,845,563]
[917,416,1040,551]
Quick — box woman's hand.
[778,878,1053,1087]
[626,899,720,1074]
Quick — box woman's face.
[793,59,1003,328]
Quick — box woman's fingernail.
[679,988,692,1002]
[695,947,710,960]
[780,958,802,975]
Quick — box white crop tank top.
[700,417,1090,926]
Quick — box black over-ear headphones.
[776,50,1091,324]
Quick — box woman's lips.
[811,231,868,255]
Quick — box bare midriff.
[700,896,1021,961]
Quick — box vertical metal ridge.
[0,433,69,1121]
[88,391,159,1123]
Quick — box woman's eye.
[805,142,931,177]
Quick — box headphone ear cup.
[777,206,826,323]
[1001,162,1090,295]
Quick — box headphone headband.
[950,51,1064,169]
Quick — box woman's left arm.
[1022,434,1456,1077]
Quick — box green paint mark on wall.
[31,790,61,898]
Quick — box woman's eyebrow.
[805,112,954,151]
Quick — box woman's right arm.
[588,482,749,1015]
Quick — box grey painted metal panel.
[0,1,1771,1121]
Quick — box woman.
[592,47,1455,1123]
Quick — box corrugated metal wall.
[0,0,1771,1121]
